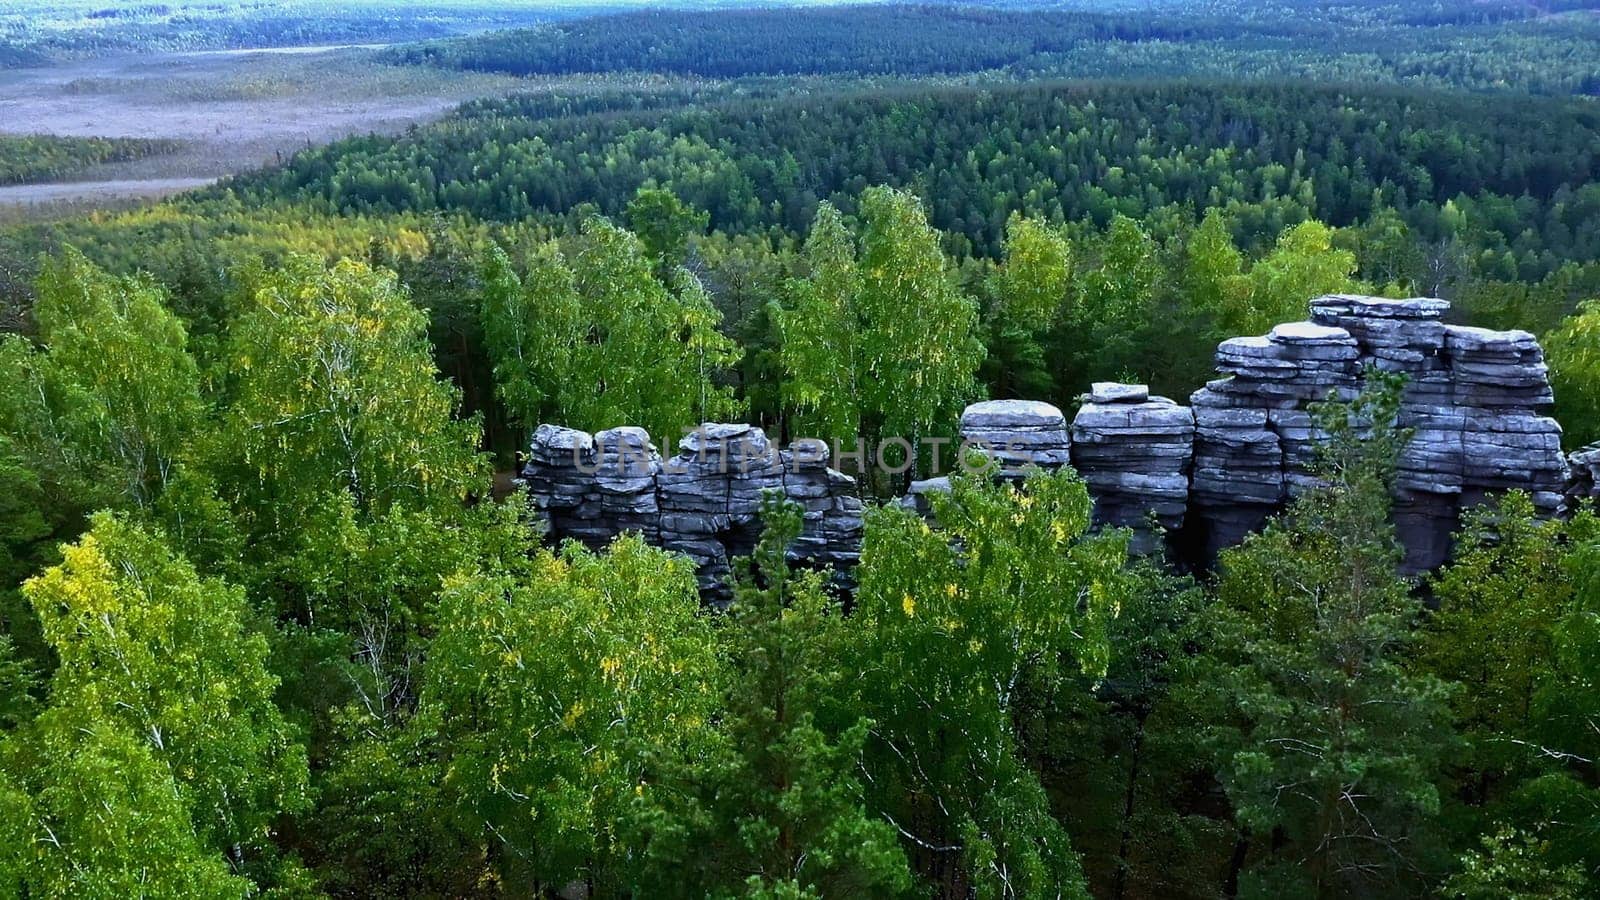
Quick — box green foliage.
[4,4,1600,888]
[1240,220,1357,334]
[982,215,1071,399]
[1019,560,1226,898]
[636,494,914,897]
[1443,826,1585,900]
[0,713,251,899]
[990,214,1072,334]
[1517,512,1600,877]
[782,189,982,478]
[224,80,1600,278]
[422,534,724,892]
[21,513,309,857]
[2,247,201,510]
[481,218,740,442]
[388,3,1600,96]
[1546,298,1600,448]
[1183,208,1251,326]
[0,134,179,186]
[844,468,1131,896]
[0,248,205,678]
[1206,375,1454,897]
[780,202,862,441]
[214,254,484,534]
[626,187,709,272]
[478,241,580,432]
[0,634,36,731]
[300,706,491,899]
[1054,213,1160,387]
[1422,493,1577,805]
[0,514,308,896]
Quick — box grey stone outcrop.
[1567,444,1600,506]
[958,399,1073,472]
[522,294,1573,593]
[1188,294,1566,571]
[521,423,861,598]
[1070,386,1195,552]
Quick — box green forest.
[4,1,1600,898]
[0,0,563,61]
[0,135,181,186]
[391,2,1600,94]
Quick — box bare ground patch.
[0,46,522,210]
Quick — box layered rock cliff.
[1186,294,1565,571]
[520,422,862,597]
[519,293,1573,588]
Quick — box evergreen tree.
[1422,494,1582,811]
[1206,376,1453,897]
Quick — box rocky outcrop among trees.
[521,293,1573,585]
[521,422,863,596]
[1068,384,1194,553]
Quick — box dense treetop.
[389,2,1600,95]
[211,80,1600,277]
[0,135,181,187]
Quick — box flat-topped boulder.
[530,423,595,460]
[1089,382,1149,404]
[960,398,1068,430]
[1444,325,1540,353]
[961,399,1072,472]
[1269,321,1358,345]
[1069,386,1195,553]
[1311,294,1450,320]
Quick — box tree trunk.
[1111,712,1148,900]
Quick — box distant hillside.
[384,1,1600,94]
[385,5,1280,78]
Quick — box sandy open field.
[0,45,521,209]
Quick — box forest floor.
[0,45,522,212]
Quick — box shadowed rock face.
[519,423,862,598]
[1566,444,1600,507]
[1069,387,1194,555]
[521,293,1572,590]
[1070,294,1566,572]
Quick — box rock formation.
[1187,294,1566,571]
[958,399,1074,474]
[1068,383,1194,553]
[1566,443,1600,505]
[521,293,1572,591]
[520,423,862,597]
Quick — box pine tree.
[1206,375,1453,898]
